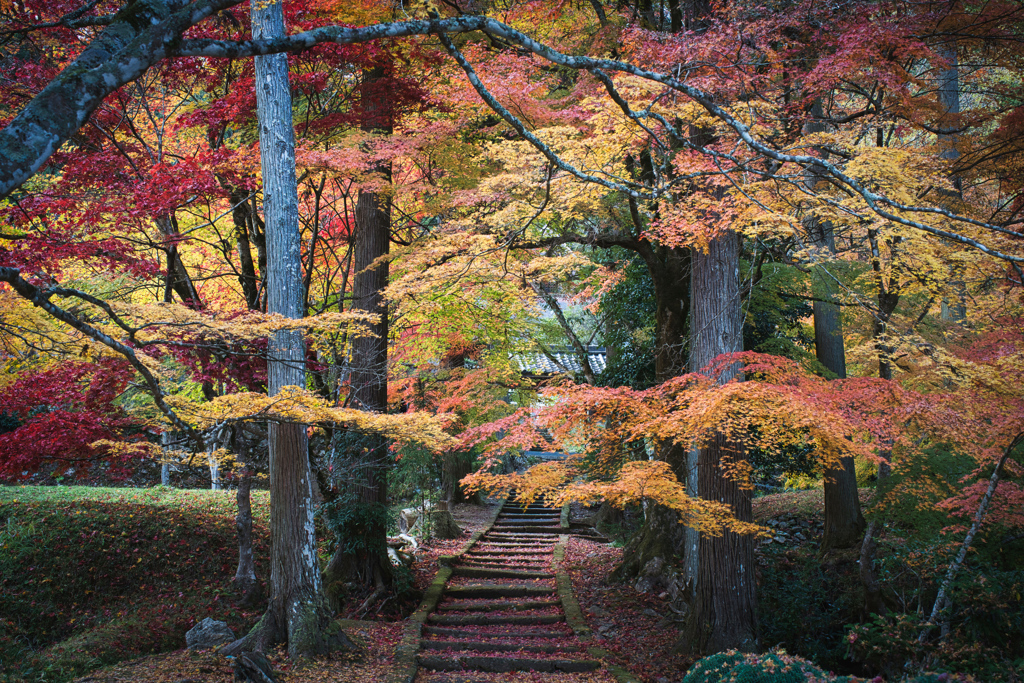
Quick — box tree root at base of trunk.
[222,594,358,659]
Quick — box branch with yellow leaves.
[168,386,460,452]
[0,266,202,445]
[0,267,396,454]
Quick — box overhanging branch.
[0,267,203,446]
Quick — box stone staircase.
[411,500,603,680]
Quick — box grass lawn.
[0,485,270,682]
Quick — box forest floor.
[0,484,878,683]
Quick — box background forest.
[0,0,1022,681]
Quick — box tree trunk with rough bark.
[324,64,395,594]
[226,0,353,658]
[677,229,758,655]
[443,450,481,505]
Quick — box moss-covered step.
[417,655,601,673]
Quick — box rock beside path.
[185,617,235,650]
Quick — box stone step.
[458,564,550,574]
[496,515,561,522]
[424,626,572,639]
[460,558,549,567]
[415,675,585,683]
[460,557,548,561]
[427,613,566,626]
[460,556,549,565]
[473,542,551,548]
[452,566,554,579]
[446,585,555,599]
[465,550,553,557]
[437,598,562,612]
[421,640,583,654]
[417,655,600,673]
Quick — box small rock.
[185,618,235,650]
[587,605,610,617]
[657,591,669,600]
[642,608,660,618]
[795,532,807,541]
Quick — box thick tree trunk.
[678,433,757,654]
[327,65,395,592]
[678,229,758,655]
[812,233,864,550]
[226,0,353,658]
[651,247,691,382]
[443,450,480,505]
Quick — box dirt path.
[411,499,619,682]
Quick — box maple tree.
[0,0,1022,666]
[0,358,150,480]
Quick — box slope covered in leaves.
[0,486,270,682]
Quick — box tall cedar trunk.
[611,246,690,584]
[678,230,758,655]
[804,100,865,550]
[228,0,352,657]
[326,65,394,591]
[443,450,479,505]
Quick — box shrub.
[682,650,972,683]
[681,651,855,682]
